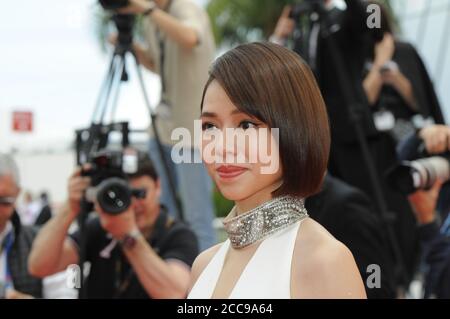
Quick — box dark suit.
[306,174,396,298]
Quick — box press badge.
[373,109,395,131]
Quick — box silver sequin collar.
[222,196,309,249]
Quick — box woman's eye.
[202,122,217,131]
[239,121,258,130]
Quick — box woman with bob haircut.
[188,42,366,299]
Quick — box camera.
[82,150,137,215]
[82,149,145,215]
[98,0,135,49]
[386,153,450,195]
[99,0,129,10]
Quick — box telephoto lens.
[94,177,132,215]
[386,156,450,194]
[83,149,139,215]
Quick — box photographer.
[271,0,420,286]
[111,0,217,252]
[362,1,444,144]
[395,124,450,298]
[28,153,198,299]
[397,125,450,219]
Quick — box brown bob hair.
[200,42,330,198]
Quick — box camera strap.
[113,257,133,298]
[0,231,15,291]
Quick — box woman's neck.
[234,181,283,215]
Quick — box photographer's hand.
[95,202,138,240]
[107,33,156,72]
[271,6,295,44]
[409,180,442,225]
[120,0,199,49]
[381,68,416,110]
[364,33,395,105]
[419,125,450,155]
[68,166,91,219]
[28,167,85,278]
[374,33,395,68]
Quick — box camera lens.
[386,156,450,194]
[96,177,132,215]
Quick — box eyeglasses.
[0,197,16,207]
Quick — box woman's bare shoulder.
[292,218,367,299]
[188,242,224,292]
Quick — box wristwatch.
[118,229,142,250]
[143,1,157,16]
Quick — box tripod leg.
[91,52,117,124]
[131,51,184,221]
[108,55,126,124]
[99,54,126,124]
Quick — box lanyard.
[441,214,450,236]
[113,257,134,298]
[1,232,14,290]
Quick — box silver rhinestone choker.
[223,196,309,249]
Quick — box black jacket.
[7,212,42,298]
[306,175,396,298]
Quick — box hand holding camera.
[67,166,91,219]
[69,147,147,234]
[409,179,443,225]
[386,125,450,195]
[273,6,295,41]
[374,33,395,68]
[419,125,450,155]
[95,201,138,240]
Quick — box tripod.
[89,14,181,218]
[75,13,181,298]
[291,3,408,294]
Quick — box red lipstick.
[216,165,247,179]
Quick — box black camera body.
[98,0,135,50]
[83,149,139,215]
[99,0,129,10]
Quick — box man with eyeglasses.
[29,152,198,298]
[0,153,42,298]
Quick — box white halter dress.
[188,196,308,299]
